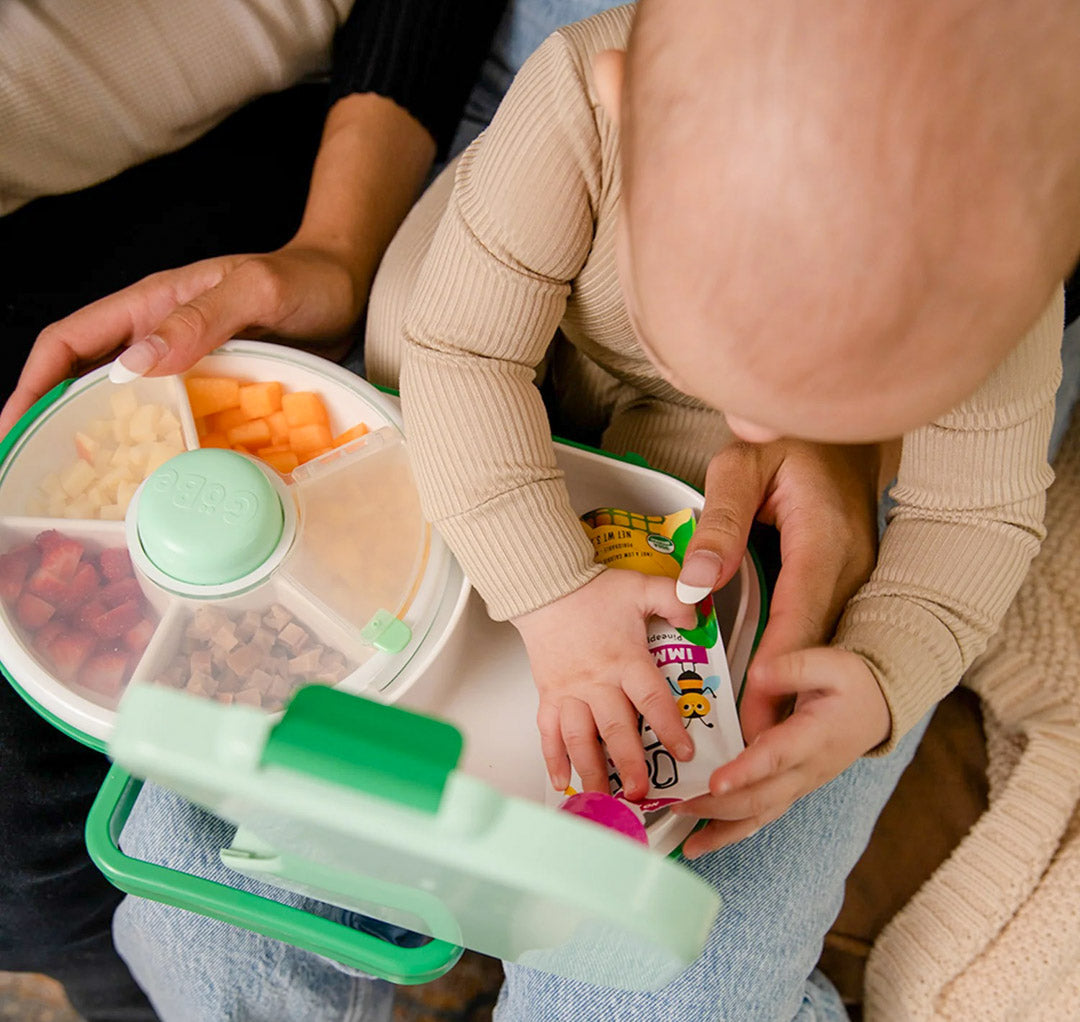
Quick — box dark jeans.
[0,83,326,1022]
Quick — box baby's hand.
[673,646,890,858]
[512,570,698,800]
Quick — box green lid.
[109,684,721,990]
[137,449,283,586]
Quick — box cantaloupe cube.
[332,423,369,447]
[266,411,290,444]
[255,443,291,456]
[288,423,333,455]
[209,406,249,434]
[199,432,230,450]
[185,377,241,418]
[259,450,299,475]
[194,416,209,436]
[239,382,282,420]
[227,419,271,449]
[297,447,331,465]
[281,392,329,428]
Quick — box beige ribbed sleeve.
[835,288,1064,752]
[400,22,621,621]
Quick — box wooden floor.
[0,951,503,1022]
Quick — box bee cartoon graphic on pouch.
[672,668,718,728]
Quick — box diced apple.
[128,403,159,443]
[74,431,100,465]
[116,481,139,510]
[99,504,127,521]
[59,460,96,498]
[110,387,139,420]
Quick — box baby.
[366,2,1063,830]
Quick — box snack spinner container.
[0,341,766,990]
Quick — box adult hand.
[670,439,884,856]
[0,244,364,435]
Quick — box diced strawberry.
[0,545,38,603]
[98,547,134,582]
[34,530,67,553]
[78,651,129,698]
[123,617,156,654]
[100,577,142,609]
[15,593,55,630]
[26,567,71,604]
[90,599,143,639]
[75,597,107,631]
[46,630,98,683]
[56,561,101,614]
[39,539,83,583]
[33,619,65,653]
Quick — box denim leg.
[446,0,624,159]
[112,784,395,1022]
[495,711,933,1022]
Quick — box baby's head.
[596,0,1079,442]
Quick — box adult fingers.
[115,256,294,379]
[675,443,770,604]
[1,259,243,435]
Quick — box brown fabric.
[820,687,989,1005]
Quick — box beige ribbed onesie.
[365,5,1064,752]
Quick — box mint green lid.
[137,449,283,586]
[110,683,721,990]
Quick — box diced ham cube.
[277,622,309,654]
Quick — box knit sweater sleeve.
[835,287,1064,752]
[399,28,612,622]
[329,0,506,158]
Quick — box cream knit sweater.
[867,405,1080,1020]
[388,5,1063,754]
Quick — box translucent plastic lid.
[110,683,721,991]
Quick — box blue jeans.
[114,713,930,1022]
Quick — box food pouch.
[577,507,745,812]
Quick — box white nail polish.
[108,358,142,383]
[675,579,713,605]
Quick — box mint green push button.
[137,449,283,586]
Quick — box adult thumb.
[677,443,768,605]
[109,260,271,381]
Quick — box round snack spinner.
[0,341,767,991]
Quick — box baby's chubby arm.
[513,569,697,799]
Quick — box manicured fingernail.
[676,550,722,604]
[675,740,694,761]
[110,335,167,383]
